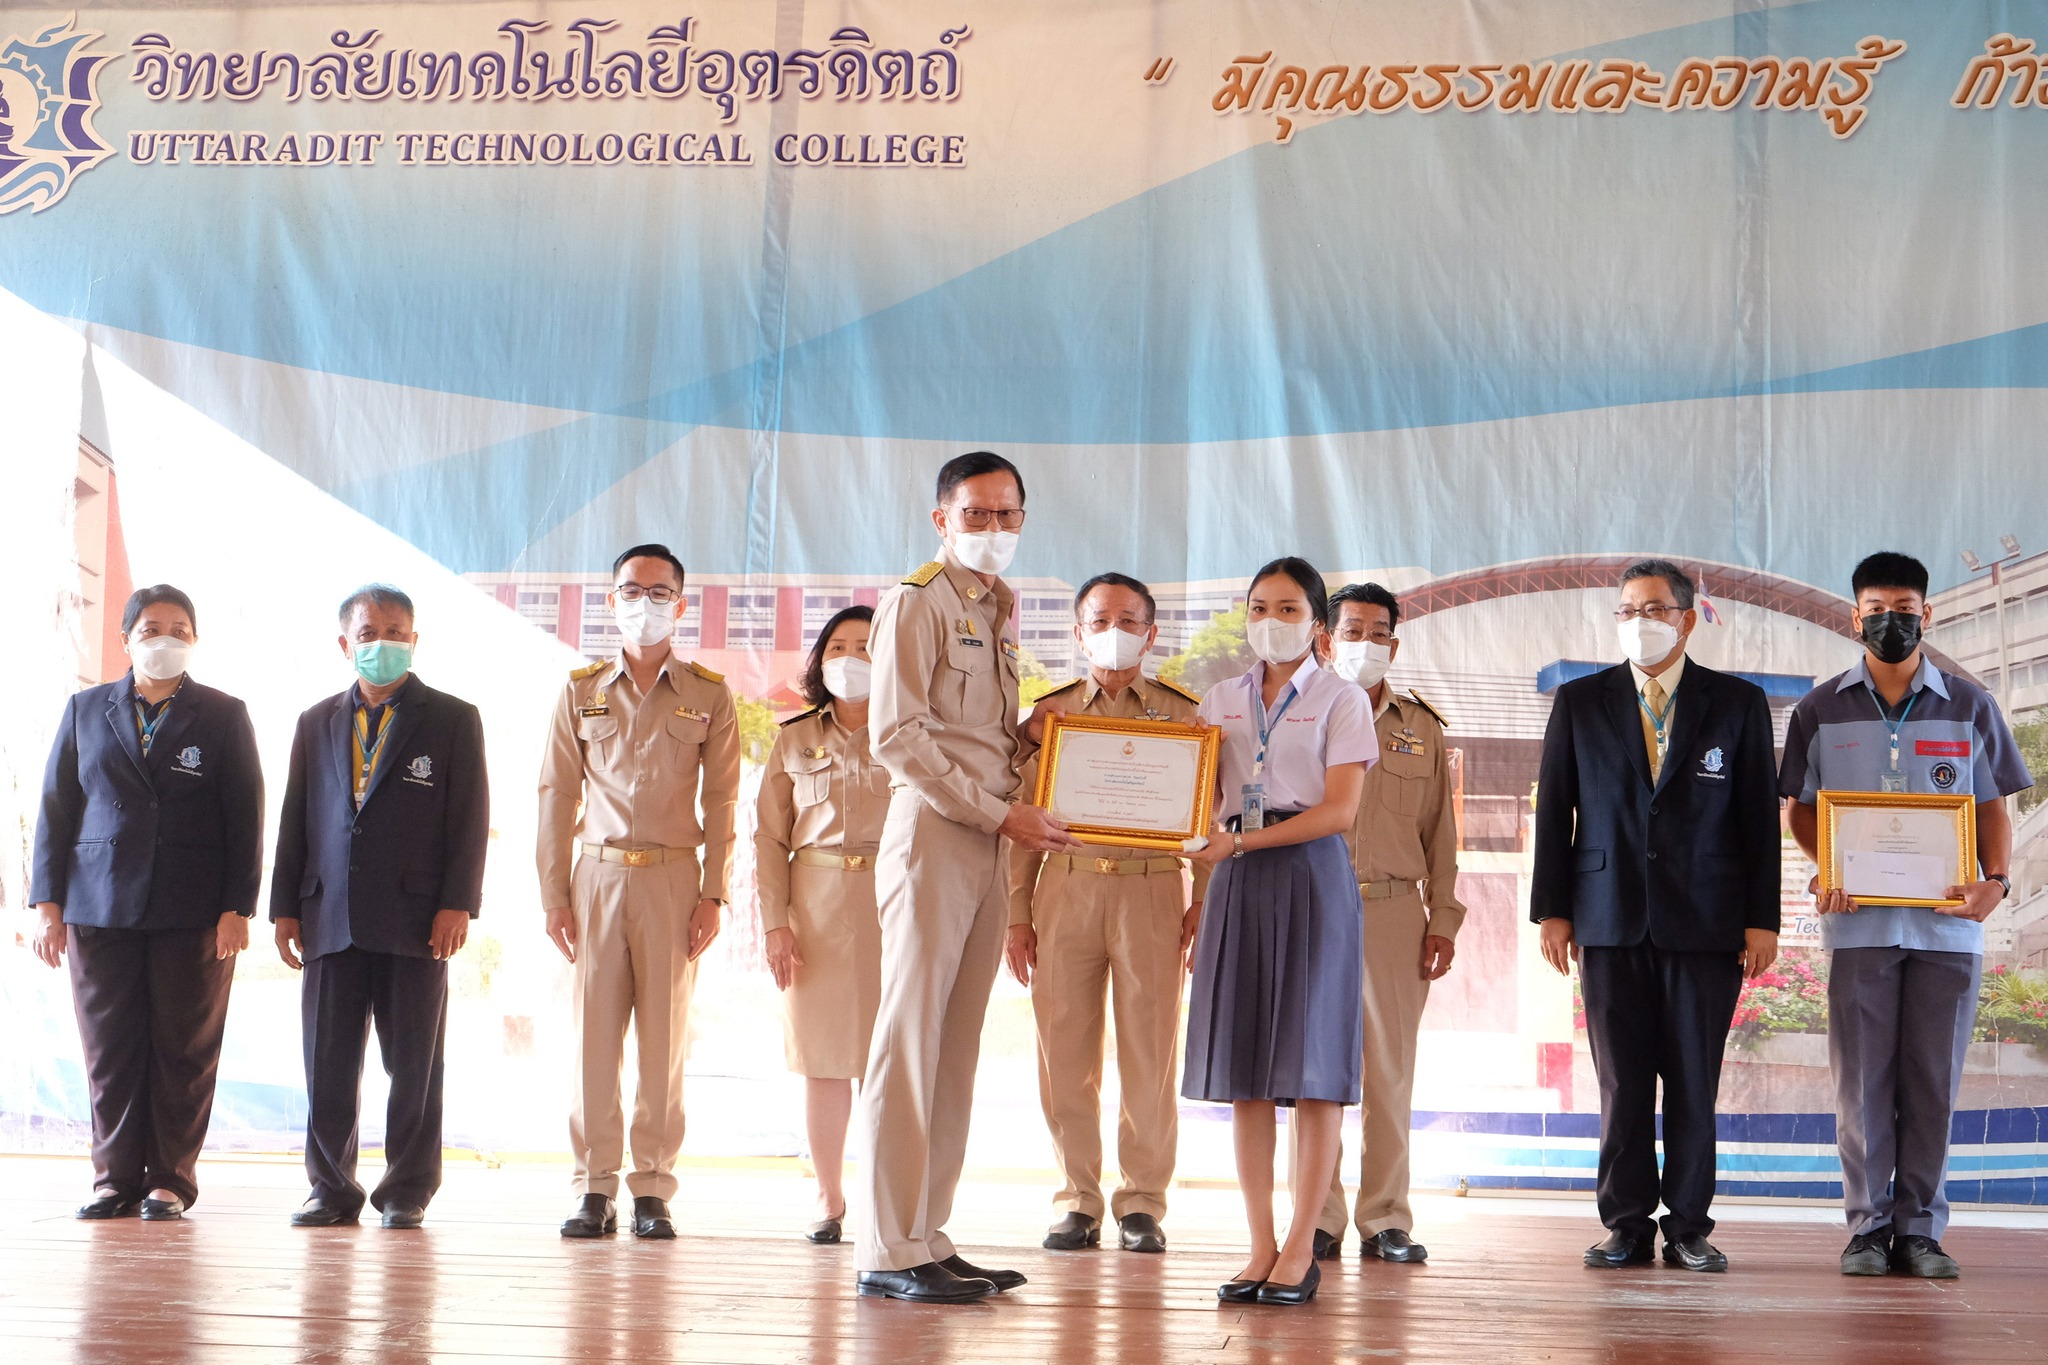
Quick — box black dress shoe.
[1363,1229,1427,1263]
[632,1196,676,1240]
[1662,1234,1728,1272]
[938,1254,1025,1292]
[290,1198,359,1228]
[1217,1277,1263,1303]
[1255,1260,1322,1306]
[561,1194,616,1238]
[1311,1228,1342,1260]
[381,1202,426,1229]
[1118,1213,1166,1253]
[139,1195,187,1222]
[76,1193,140,1221]
[806,1215,843,1244]
[856,1262,996,1303]
[1042,1211,1101,1250]
[1583,1230,1654,1268]
[1890,1234,1961,1279]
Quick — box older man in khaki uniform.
[855,452,1078,1305]
[1005,572,1207,1255]
[537,544,740,1242]
[1307,582,1464,1264]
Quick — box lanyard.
[1252,681,1300,777]
[1870,687,1920,772]
[354,704,395,801]
[1635,685,1675,760]
[133,698,173,757]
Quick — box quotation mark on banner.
[1144,57,1174,84]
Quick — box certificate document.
[1817,790,1975,909]
[1033,712,1220,851]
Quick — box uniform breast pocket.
[1375,754,1432,817]
[665,714,710,770]
[791,755,833,807]
[579,717,622,771]
[939,642,992,716]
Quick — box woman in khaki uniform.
[756,605,889,1242]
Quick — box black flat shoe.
[805,1215,844,1244]
[290,1198,359,1228]
[856,1262,996,1303]
[632,1196,676,1240]
[1363,1229,1427,1263]
[938,1254,1025,1292]
[1662,1234,1728,1272]
[1117,1213,1166,1253]
[1217,1278,1264,1303]
[1255,1261,1321,1306]
[1584,1230,1654,1268]
[76,1193,140,1221]
[139,1195,186,1222]
[561,1194,616,1238]
[1311,1228,1342,1260]
[380,1202,426,1230]
[1042,1211,1100,1250]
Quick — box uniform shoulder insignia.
[1406,690,1448,730]
[1042,678,1085,699]
[1155,676,1203,706]
[902,561,944,587]
[569,661,606,681]
[779,707,822,729]
[686,660,725,684]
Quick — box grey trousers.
[1828,946,1982,1240]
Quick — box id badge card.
[1880,771,1908,793]
[1241,783,1266,832]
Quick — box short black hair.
[338,583,414,627]
[613,543,687,587]
[1620,558,1696,610]
[1327,581,1400,632]
[1851,551,1929,600]
[1248,556,1329,628]
[799,605,876,707]
[1074,572,1156,624]
[122,584,197,636]
[935,451,1025,506]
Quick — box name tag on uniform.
[957,636,984,648]
[579,705,610,717]
[674,706,710,722]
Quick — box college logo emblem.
[408,755,433,780]
[1701,747,1725,774]
[176,745,202,770]
[1931,760,1959,790]
[0,18,115,215]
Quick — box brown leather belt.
[1044,853,1183,876]
[581,843,695,868]
[1360,878,1420,901]
[794,847,877,872]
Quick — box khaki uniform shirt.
[1007,673,1212,927]
[537,653,742,908]
[754,704,891,933]
[1353,689,1467,940]
[870,548,1021,832]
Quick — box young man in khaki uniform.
[537,544,740,1242]
[855,452,1079,1305]
[1307,582,1464,1263]
[1005,573,1207,1255]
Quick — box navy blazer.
[268,675,489,962]
[1529,659,1780,952]
[31,674,264,930]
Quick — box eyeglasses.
[615,585,680,604]
[954,507,1026,532]
[1613,604,1684,622]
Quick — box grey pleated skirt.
[1182,833,1364,1105]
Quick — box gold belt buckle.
[622,849,655,868]
[845,855,867,871]
[1095,857,1118,875]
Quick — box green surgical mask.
[353,640,414,687]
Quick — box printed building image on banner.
[3,0,2047,1201]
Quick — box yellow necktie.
[1641,677,1668,782]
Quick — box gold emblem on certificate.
[1033,712,1220,851]
[1815,790,1976,909]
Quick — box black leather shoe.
[1042,1211,1101,1250]
[76,1193,140,1221]
[1890,1234,1961,1279]
[632,1196,676,1240]
[856,1262,996,1303]
[1255,1261,1321,1306]
[1841,1229,1892,1276]
[561,1194,616,1238]
[938,1254,1025,1292]
[1312,1229,1342,1260]
[1217,1277,1263,1303]
[380,1202,426,1230]
[1118,1213,1166,1253]
[806,1215,843,1244]
[290,1198,359,1227]
[1662,1234,1728,1272]
[1583,1230,1654,1268]
[139,1195,187,1222]
[1363,1229,1427,1263]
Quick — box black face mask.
[1859,610,1923,666]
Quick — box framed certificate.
[1033,712,1220,851]
[1816,790,1976,909]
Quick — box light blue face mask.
[353,640,414,687]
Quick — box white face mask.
[1331,639,1393,689]
[1617,617,1681,669]
[130,636,192,682]
[1081,624,1149,672]
[1245,616,1314,666]
[821,656,871,702]
[951,529,1018,576]
[613,597,677,649]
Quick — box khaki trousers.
[1311,888,1431,1238]
[1031,862,1184,1222]
[856,794,1008,1272]
[569,851,702,1200]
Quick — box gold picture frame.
[1815,789,1976,910]
[1033,711,1220,851]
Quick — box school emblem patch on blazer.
[176,745,202,770]
[408,755,433,781]
[1701,747,1725,775]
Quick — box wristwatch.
[1989,874,2012,900]
[1232,834,1246,859]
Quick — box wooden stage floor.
[3,1155,2046,1364]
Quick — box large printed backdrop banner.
[3,1,2047,1200]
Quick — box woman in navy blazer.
[30,585,263,1222]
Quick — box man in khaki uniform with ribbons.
[1004,572,1206,1255]
[537,544,740,1243]
[854,452,1078,1305]
[1308,582,1464,1264]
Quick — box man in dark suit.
[1530,558,1780,1272]
[271,584,489,1230]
